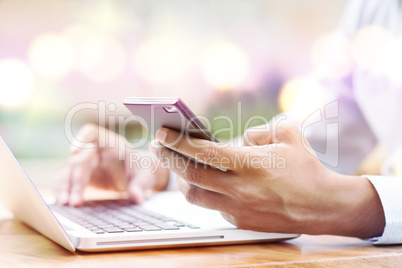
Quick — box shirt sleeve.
[364,175,402,244]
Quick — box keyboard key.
[97,224,115,228]
[118,224,136,229]
[50,199,199,234]
[123,227,143,232]
[102,227,125,233]
[154,223,180,230]
[91,229,105,234]
[136,224,162,231]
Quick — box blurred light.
[27,33,74,79]
[63,24,96,63]
[225,22,271,91]
[79,36,126,83]
[62,24,126,83]
[202,42,250,90]
[352,26,394,73]
[394,155,402,177]
[311,32,352,79]
[81,1,125,34]
[381,37,402,85]
[279,76,325,120]
[278,77,305,112]
[0,58,35,109]
[133,36,192,85]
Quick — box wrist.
[326,173,385,238]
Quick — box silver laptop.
[0,137,298,252]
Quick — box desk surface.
[1,208,402,268]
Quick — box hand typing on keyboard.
[53,124,170,207]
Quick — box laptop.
[0,137,299,252]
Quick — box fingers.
[68,161,93,207]
[127,182,145,205]
[53,165,72,205]
[126,168,155,204]
[155,128,256,171]
[150,140,239,195]
[176,177,231,213]
[54,148,99,207]
[70,123,100,153]
[55,124,135,207]
[70,123,125,154]
[177,176,246,229]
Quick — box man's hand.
[54,124,169,207]
[150,123,385,238]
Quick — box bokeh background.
[0,0,348,159]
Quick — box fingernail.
[156,129,167,143]
[70,192,81,207]
[129,185,144,204]
[58,192,69,205]
[149,140,160,154]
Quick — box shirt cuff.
[364,175,402,245]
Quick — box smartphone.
[124,97,226,171]
[123,97,219,142]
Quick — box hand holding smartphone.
[124,97,225,171]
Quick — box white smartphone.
[123,97,219,142]
[124,97,227,171]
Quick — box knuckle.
[277,122,298,134]
[230,184,261,207]
[183,166,202,186]
[244,125,264,136]
[78,123,98,139]
[273,123,300,143]
[171,138,183,151]
[183,185,199,206]
[243,125,271,146]
[243,129,256,146]
[201,143,220,163]
[235,187,256,203]
[168,136,184,154]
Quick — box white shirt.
[288,0,402,244]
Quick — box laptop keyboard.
[50,199,200,234]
